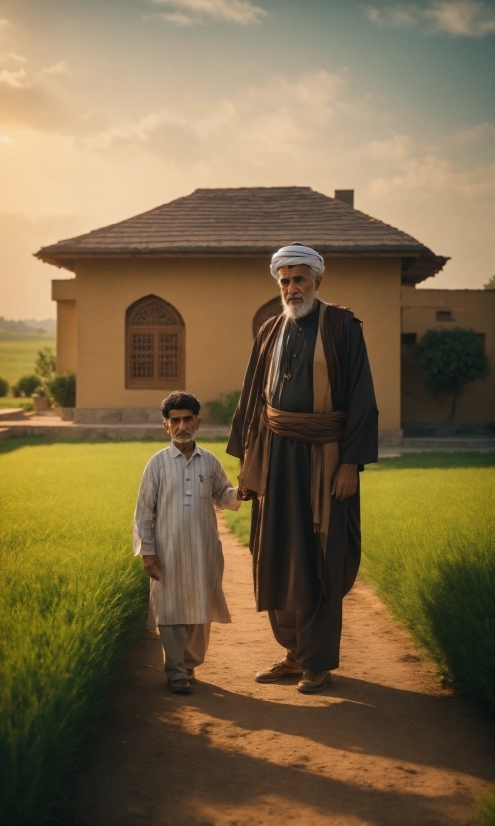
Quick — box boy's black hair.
[161,391,201,420]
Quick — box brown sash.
[264,406,347,443]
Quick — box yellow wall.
[321,257,401,432]
[401,287,495,423]
[61,255,401,431]
[52,279,77,373]
[55,302,77,372]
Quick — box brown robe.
[227,301,378,670]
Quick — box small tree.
[417,328,490,422]
[35,347,56,382]
[31,346,56,398]
[483,275,495,290]
[0,377,9,397]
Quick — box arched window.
[126,295,185,389]
[252,296,283,337]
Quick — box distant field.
[0,333,55,387]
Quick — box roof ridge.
[35,185,448,286]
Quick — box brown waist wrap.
[264,405,347,443]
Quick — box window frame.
[125,296,185,390]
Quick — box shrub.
[0,377,8,397]
[13,374,41,397]
[206,390,241,424]
[48,372,76,408]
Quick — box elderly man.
[227,244,378,693]
[134,391,241,694]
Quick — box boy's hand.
[142,554,161,581]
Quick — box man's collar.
[169,440,202,459]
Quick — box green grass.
[2,441,493,824]
[475,787,495,826]
[0,397,33,410]
[0,439,162,825]
[225,452,495,712]
[0,334,55,387]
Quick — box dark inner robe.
[256,303,320,613]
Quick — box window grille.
[436,310,453,321]
[126,295,185,389]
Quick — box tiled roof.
[35,187,448,283]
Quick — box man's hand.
[238,483,256,501]
[142,554,161,581]
[331,464,358,501]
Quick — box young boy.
[133,391,241,694]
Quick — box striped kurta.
[133,442,240,626]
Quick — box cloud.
[454,122,495,144]
[0,67,32,88]
[154,11,195,24]
[0,19,10,31]
[42,60,71,76]
[85,69,357,165]
[364,1,495,36]
[146,0,267,25]
[366,133,495,199]
[0,47,78,132]
[0,52,28,64]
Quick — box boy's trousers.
[158,623,211,681]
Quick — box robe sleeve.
[339,316,379,466]
[133,457,160,556]
[212,460,241,511]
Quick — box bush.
[0,377,8,397]
[206,390,241,424]
[13,374,41,397]
[48,372,76,408]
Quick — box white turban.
[270,244,325,279]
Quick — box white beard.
[282,284,317,319]
[174,432,193,443]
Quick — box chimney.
[334,189,354,207]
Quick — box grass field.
[224,452,495,712]
[1,440,493,824]
[0,333,55,387]
[0,439,159,825]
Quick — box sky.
[0,0,494,319]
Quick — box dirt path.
[68,516,494,826]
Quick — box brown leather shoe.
[168,678,191,694]
[296,670,331,694]
[186,668,196,683]
[255,660,303,683]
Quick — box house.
[36,186,449,444]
